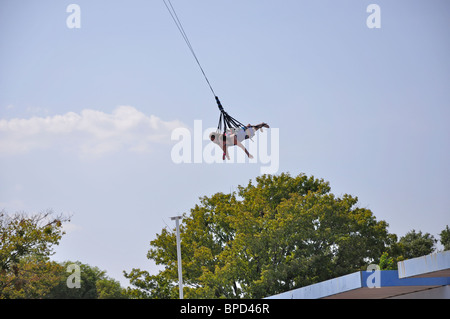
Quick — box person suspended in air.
[163,2,271,161]
[209,123,269,160]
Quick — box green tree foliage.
[46,261,128,299]
[378,229,439,270]
[127,173,394,298]
[379,252,396,270]
[0,256,64,299]
[124,268,177,299]
[1,210,127,299]
[96,277,128,299]
[398,230,436,259]
[0,210,69,298]
[440,225,450,251]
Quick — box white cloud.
[0,106,185,157]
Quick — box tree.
[398,230,436,259]
[440,225,450,251]
[379,252,396,270]
[0,210,70,298]
[378,228,444,270]
[124,268,177,299]
[46,261,128,299]
[0,256,64,299]
[127,173,393,298]
[96,277,128,299]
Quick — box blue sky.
[1,0,449,285]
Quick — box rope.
[162,0,245,134]
[162,0,216,97]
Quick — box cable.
[162,0,216,97]
[162,0,246,134]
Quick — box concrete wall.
[398,250,450,278]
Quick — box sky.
[1,0,449,286]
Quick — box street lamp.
[170,215,183,299]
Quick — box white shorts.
[236,126,255,142]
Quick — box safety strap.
[215,96,245,134]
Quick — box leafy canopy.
[126,173,393,298]
[0,211,127,299]
[0,210,69,298]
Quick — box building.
[267,250,450,299]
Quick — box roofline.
[266,251,450,299]
[398,250,450,278]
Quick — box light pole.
[170,215,183,299]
